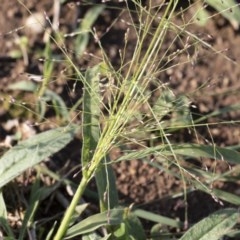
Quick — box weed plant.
[1,0,240,239]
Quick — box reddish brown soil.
[0,1,240,238]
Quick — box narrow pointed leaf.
[0,191,15,238]
[45,89,70,121]
[65,208,125,238]
[19,179,41,240]
[134,209,182,228]
[116,144,240,165]
[75,5,105,56]
[82,65,119,211]
[81,65,101,175]
[193,180,240,205]
[169,144,240,164]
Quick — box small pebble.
[25,12,46,34]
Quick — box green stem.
[53,176,89,240]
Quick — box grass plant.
[1,0,240,239]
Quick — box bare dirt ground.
[1,0,240,238]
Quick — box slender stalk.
[53,176,89,240]
[54,1,178,239]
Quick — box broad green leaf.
[0,125,77,189]
[65,208,125,238]
[153,90,191,126]
[205,0,240,26]
[152,89,175,120]
[194,5,210,26]
[180,208,238,240]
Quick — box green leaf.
[75,5,105,56]
[46,221,58,240]
[0,125,77,188]
[116,144,240,165]
[113,212,146,240]
[0,190,15,239]
[152,89,175,120]
[8,80,38,92]
[65,208,125,238]
[44,89,70,122]
[195,103,240,123]
[205,188,240,206]
[38,35,54,97]
[0,190,7,220]
[95,155,119,212]
[7,80,70,121]
[36,96,47,121]
[81,65,101,174]
[18,178,63,239]
[69,203,89,227]
[19,178,41,240]
[180,208,238,240]
[99,234,112,240]
[213,189,240,205]
[194,6,210,26]
[134,209,182,228]
[152,90,191,127]
[82,65,119,212]
[168,144,240,164]
[205,0,240,26]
